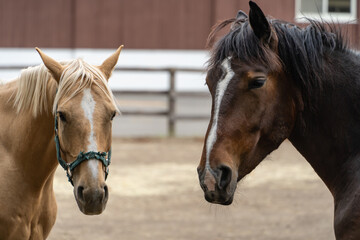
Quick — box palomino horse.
[0,46,122,239]
[197,1,360,239]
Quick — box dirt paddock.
[48,138,335,240]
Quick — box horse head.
[198,1,297,205]
[36,47,122,214]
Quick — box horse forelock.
[207,19,281,74]
[53,59,119,115]
[13,59,118,117]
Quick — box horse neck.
[18,113,57,188]
[1,80,58,190]
[288,50,360,197]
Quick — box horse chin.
[205,193,235,205]
[75,199,107,215]
[202,179,237,206]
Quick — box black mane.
[273,19,349,96]
[209,18,350,73]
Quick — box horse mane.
[272,19,349,97]
[13,64,52,116]
[14,59,118,117]
[208,17,348,68]
[207,17,358,112]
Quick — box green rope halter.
[54,111,111,186]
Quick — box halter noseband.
[54,110,111,186]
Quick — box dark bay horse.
[197,1,360,239]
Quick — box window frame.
[295,0,357,23]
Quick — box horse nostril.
[218,165,232,190]
[197,166,204,179]
[103,185,109,201]
[77,186,85,201]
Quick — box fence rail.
[0,66,210,137]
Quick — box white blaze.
[81,88,98,178]
[205,58,234,170]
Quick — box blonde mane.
[14,59,119,117]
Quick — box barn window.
[295,0,357,22]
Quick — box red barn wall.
[0,0,358,49]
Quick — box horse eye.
[110,112,116,121]
[248,77,266,89]
[58,111,67,122]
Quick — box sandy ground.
[48,138,335,240]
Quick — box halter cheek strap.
[54,111,111,186]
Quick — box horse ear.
[98,45,124,80]
[36,47,63,83]
[248,1,271,42]
[236,10,248,20]
[231,10,248,30]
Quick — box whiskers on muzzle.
[198,165,237,205]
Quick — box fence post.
[168,69,176,137]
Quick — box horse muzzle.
[198,165,237,205]
[74,182,109,215]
